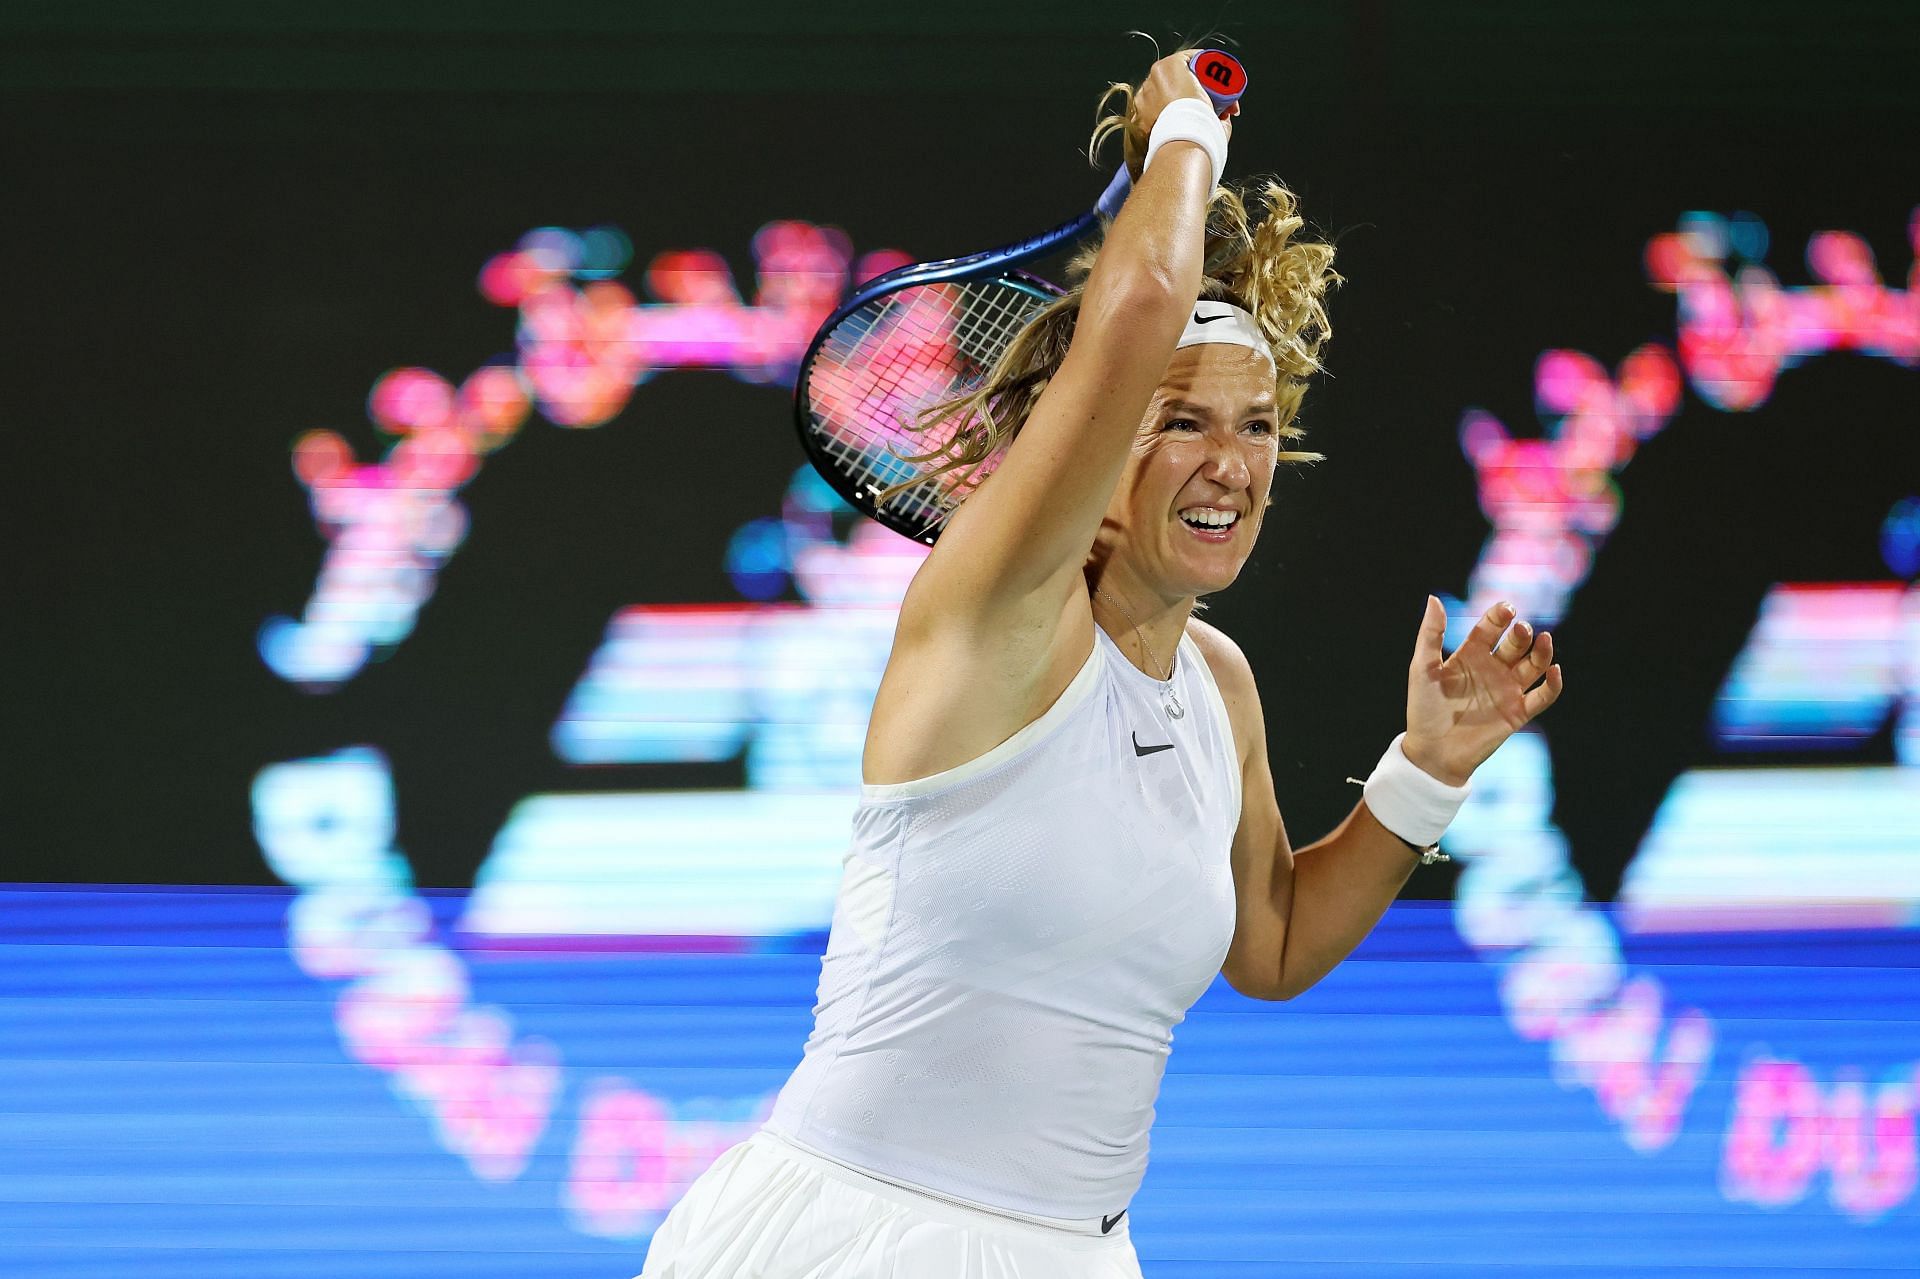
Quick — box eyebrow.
[1159,398,1279,417]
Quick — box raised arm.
[897,55,1223,649]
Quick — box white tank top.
[765,622,1243,1220]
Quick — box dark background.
[7,1,1918,893]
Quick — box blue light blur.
[1,887,1913,1277]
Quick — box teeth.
[1181,508,1240,528]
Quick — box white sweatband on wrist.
[1360,733,1470,849]
[1143,96,1228,190]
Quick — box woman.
[642,48,1563,1278]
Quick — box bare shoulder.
[1184,615,1264,761]
[1185,614,1256,700]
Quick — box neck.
[1085,565,1194,682]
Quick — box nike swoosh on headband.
[1175,302,1275,360]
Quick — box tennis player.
[641,48,1563,1278]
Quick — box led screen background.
[5,2,1920,1273]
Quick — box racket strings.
[803,277,1055,538]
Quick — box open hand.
[1401,596,1563,786]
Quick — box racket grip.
[1096,51,1245,220]
[1187,50,1247,116]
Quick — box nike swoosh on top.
[1132,732,1174,757]
[1102,1209,1127,1233]
[1192,311,1228,324]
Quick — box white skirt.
[637,1130,1144,1279]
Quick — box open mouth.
[1179,508,1241,539]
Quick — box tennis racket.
[794,50,1248,545]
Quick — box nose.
[1201,433,1251,492]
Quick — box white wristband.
[1360,733,1470,851]
[1143,96,1228,190]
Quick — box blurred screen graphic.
[8,13,1920,1271]
[3,888,1915,1277]
[17,204,1906,1274]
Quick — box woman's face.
[1096,343,1281,601]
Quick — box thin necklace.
[1096,588,1185,720]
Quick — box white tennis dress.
[641,622,1242,1278]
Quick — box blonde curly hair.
[878,61,1341,509]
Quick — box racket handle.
[1187,49,1247,116]
[1095,51,1246,220]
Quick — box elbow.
[1077,271,1188,356]
[1102,262,1186,312]
[1223,959,1294,1003]
[1272,960,1326,1001]
[1082,266,1182,336]
[1266,961,1311,1002]
[1263,970,1300,1002]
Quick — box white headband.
[1175,301,1275,363]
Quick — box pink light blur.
[1723,1057,1918,1221]
[286,873,562,1184]
[267,221,903,689]
[565,1081,768,1238]
[1452,208,1916,639]
[1552,976,1714,1154]
[1645,210,1920,412]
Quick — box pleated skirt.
[637,1130,1144,1279]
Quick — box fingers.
[1522,662,1565,719]
[1442,599,1566,704]
[1495,618,1531,659]
[1508,618,1561,722]
[1478,603,1550,673]
[1466,600,1516,653]
[1149,51,1211,105]
[1476,601,1563,702]
[1410,595,1445,667]
[1133,54,1214,143]
[1161,48,1210,84]
[1515,627,1554,684]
